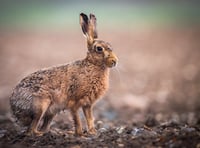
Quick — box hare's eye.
[96,46,103,53]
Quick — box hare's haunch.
[10,13,118,136]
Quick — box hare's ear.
[89,13,98,39]
[80,13,98,49]
[80,13,89,37]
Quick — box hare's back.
[10,65,68,110]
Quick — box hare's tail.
[10,88,34,126]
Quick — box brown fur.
[10,13,118,136]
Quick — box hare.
[10,13,118,136]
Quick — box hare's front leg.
[71,109,83,136]
[82,105,97,135]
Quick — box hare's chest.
[87,76,108,98]
[80,78,108,105]
[67,73,109,101]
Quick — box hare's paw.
[26,129,44,137]
[74,128,84,137]
[88,128,97,135]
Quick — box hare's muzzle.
[105,52,118,68]
[109,58,117,67]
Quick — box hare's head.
[80,13,118,68]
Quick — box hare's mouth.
[105,58,118,68]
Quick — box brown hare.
[10,13,118,136]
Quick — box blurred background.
[0,0,200,125]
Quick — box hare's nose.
[111,59,117,67]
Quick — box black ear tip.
[90,13,96,19]
[80,13,88,22]
[80,13,87,17]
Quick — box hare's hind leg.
[27,97,51,136]
[40,111,55,132]
[82,105,96,135]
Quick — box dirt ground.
[0,111,199,148]
[0,26,200,147]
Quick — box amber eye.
[96,46,103,53]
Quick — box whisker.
[112,64,124,87]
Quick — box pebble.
[117,138,124,147]
[96,120,111,130]
[118,143,124,147]
[116,126,125,134]
[98,128,107,133]
[96,120,104,129]
[181,127,196,133]
[131,127,140,136]
[0,129,7,138]
[131,127,157,138]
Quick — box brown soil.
[0,110,199,148]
